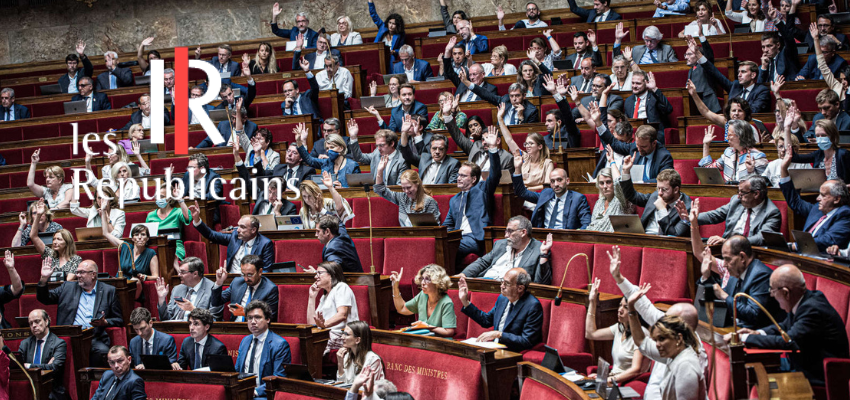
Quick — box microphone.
[730,292,791,345]
[363,183,376,273]
[710,0,735,58]
[3,345,37,400]
[703,283,720,400]
[554,253,589,306]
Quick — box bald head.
[667,302,699,330]
[772,264,806,291]
[79,260,98,272]
[468,63,485,84]
[549,168,570,196]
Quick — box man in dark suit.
[282,57,321,119]
[563,31,604,69]
[213,77,258,112]
[128,307,178,369]
[574,75,625,120]
[400,131,460,184]
[701,58,770,114]
[36,259,123,368]
[0,88,30,122]
[804,89,850,140]
[779,156,850,252]
[21,309,68,400]
[699,236,785,328]
[236,300,290,399]
[95,51,133,91]
[796,40,846,81]
[156,257,223,321]
[59,41,93,94]
[613,24,677,64]
[192,210,275,273]
[621,159,691,237]
[311,118,351,158]
[623,71,673,135]
[570,58,598,94]
[445,114,514,173]
[259,143,315,185]
[459,268,543,352]
[177,85,216,124]
[251,179,297,217]
[740,265,849,386]
[72,76,111,112]
[684,36,721,113]
[695,177,782,246]
[475,81,539,124]
[392,45,434,82]
[0,250,24,329]
[513,166,591,230]
[443,140,502,262]
[602,124,673,183]
[90,346,146,400]
[445,57,497,103]
[271,7,318,48]
[568,0,621,22]
[541,78,582,149]
[181,153,226,223]
[195,44,241,79]
[785,13,849,53]
[196,105,258,149]
[178,308,228,370]
[314,215,363,273]
[348,126,407,185]
[211,255,279,322]
[758,31,799,84]
[461,216,553,284]
[366,83,429,132]
[121,93,171,130]
[456,20,489,55]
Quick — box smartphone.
[174,297,184,302]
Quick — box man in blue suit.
[235,301,290,399]
[443,138,502,262]
[194,44,241,78]
[71,76,111,112]
[195,102,258,149]
[779,154,850,252]
[568,0,621,22]
[128,307,179,369]
[803,90,850,141]
[623,71,673,135]
[795,41,846,81]
[314,215,363,273]
[392,45,433,82]
[271,6,318,49]
[0,88,30,121]
[456,20,488,55]
[513,166,591,230]
[601,124,673,183]
[444,37,498,102]
[282,57,321,119]
[474,81,539,124]
[367,83,428,132]
[178,308,228,370]
[192,212,275,273]
[59,41,93,94]
[757,31,799,84]
[211,255,279,322]
[90,346,146,400]
[459,268,543,352]
[701,60,771,114]
[95,51,134,92]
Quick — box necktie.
[742,88,749,101]
[743,208,752,236]
[33,339,44,364]
[769,60,776,81]
[642,157,650,182]
[194,342,202,369]
[498,303,513,332]
[465,90,475,102]
[574,56,581,70]
[510,108,517,125]
[104,378,118,400]
[109,73,117,89]
[733,278,743,295]
[240,286,255,322]
[246,338,259,374]
[178,289,195,320]
[548,198,561,229]
[581,80,589,93]
[808,214,827,234]
[633,97,641,119]
[649,50,658,63]
[145,341,152,355]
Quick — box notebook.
[63,100,88,114]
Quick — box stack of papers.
[460,338,507,349]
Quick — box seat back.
[548,242,594,289]
[372,341,484,400]
[639,249,689,302]
[464,292,500,339]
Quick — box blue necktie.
[509,108,517,125]
[239,287,255,322]
[246,338,259,374]
[4,108,9,121]
[649,50,658,63]
[548,198,561,229]
[194,342,202,369]
[33,339,43,364]
[642,157,650,182]
[109,73,117,89]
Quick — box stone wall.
[0,0,607,66]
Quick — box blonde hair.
[54,229,77,259]
[298,180,324,217]
[110,162,130,181]
[525,132,549,165]
[43,166,65,182]
[414,264,452,295]
[128,123,145,139]
[399,169,431,212]
[254,42,278,74]
[27,202,53,224]
[324,134,348,156]
[491,45,509,62]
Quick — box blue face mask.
[155,199,168,209]
[326,149,340,161]
[817,136,832,151]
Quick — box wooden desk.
[79,368,257,400]
[517,362,591,400]
[10,368,55,400]
[264,377,348,400]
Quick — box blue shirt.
[73,281,98,328]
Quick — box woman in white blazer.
[331,16,363,47]
[69,186,126,238]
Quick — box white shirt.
[644,196,674,235]
[595,10,611,22]
[422,160,443,184]
[731,199,766,236]
[316,67,354,99]
[403,64,415,82]
[141,113,151,129]
[243,329,269,386]
[611,72,633,91]
[473,151,491,172]
[500,19,548,30]
[458,191,473,235]
[811,208,837,236]
[312,51,328,69]
[635,92,649,119]
[483,241,530,280]
[544,191,569,228]
[230,237,257,273]
[67,73,79,93]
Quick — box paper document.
[461,338,507,349]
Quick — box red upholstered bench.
[522,301,592,373]
[274,239,323,268]
[674,159,700,184]
[6,328,83,400]
[694,196,730,238]
[704,341,732,400]
[639,248,689,303]
[89,378,227,400]
[275,282,374,326]
[825,358,850,400]
[549,242,594,289]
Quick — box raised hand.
[543,29,553,38]
[542,74,556,94]
[496,5,505,21]
[298,55,310,72]
[272,2,283,18]
[627,282,651,308]
[703,125,716,145]
[17,212,26,228]
[458,275,470,306]
[445,35,458,56]
[155,276,169,302]
[767,3,778,20]
[615,22,629,43]
[771,75,785,93]
[608,245,622,282]
[232,136,241,156]
[646,72,657,91]
[365,105,381,118]
[40,257,53,279]
[605,144,615,164]
[401,114,413,133]
[347,118,360,138]
[540,233,553,253]
[589,101,601,123]
[513,149,524,172]
[745,153,755,173]
[76,40,87,55]
[526,48,538,62]
[3,250,13,271]
[587,29,597,45]
[369,80,378,97]
[485,126,499,149]
[700,246,713,278]
[452,93,460,112]
[132,140,141,156]
[377,155,390,174]
[621,155,634,173]
[188,200,202,223]
[497,102,507,120]
[622,46,633,61]
[556,76,570,96]
[389,267,404,288]
[603,81,615,96]
[141,36,155,47]
[567,85,579,102]
[31,149,40,164]
[35,199,45,216]
[674,199,689,221]
[308,282,321,299]
[457,67,471,87]
[588,277,601,302]
[321,170,334,188]
[314,311,326,328]
[215,266,227,286]
[685,79,697,95]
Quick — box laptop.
[694,167,725,185]
[207,354,255,379]
[158,227,182,241]
[219,71,231,80]
[38,232,55,245]
[63,100,88,114]
[75,227,104,241]
[127,163,141,178]
[839,131,850,144]
[796,43,810,55]
[609,215,645,234]
[694,284,729,327]
[140,354,173,370]
[310,174,336,190]
[382,74,405,85]
[346,173,375,187]
[136,139,159,154]
[15,316,29,328]
[427,28,447,37]
[552,60,574,71]
[255,214,278,232]
[596,358,640,399]
[40,84,62,95]
[789,168,825,193]
[792,230,830,258]
[275,215,304,230]
[408,213,439,227]
[360,96,386,110]
[761,231,789,251]
[208,109,229,122]
[541,345,574,374]
[135,75,151,86]
[270,261,297,273]
[131,223,159,237]
[425,76,445,82]
[281,364,318,382]
[733,24,751,33]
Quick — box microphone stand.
[702,283,719,400]
[3,347,37,400]
[556,121,564,154]
[711,0,735,58]
[554,253,590,306]
[730,292,791,345]
[362,183,376,273]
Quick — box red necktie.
[742,208,751,236]
[633,97,641,119]
[574,56,581,70]
[808,214,827,234]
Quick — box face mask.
[817,136,832,151]
[326,149,340,161]
[156,199,168,209]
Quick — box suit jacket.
[71,92,111,111]
[234,331,291,397]
[177,334,228,370]
[443,57,499,101]
[567,0,622,22]
[120,109,170,130]
[797,54,847,80]
[36,281,123,343]
[697,197,782,245]
[804,112,850,140]
[20,331,67,399]
[600,127,674,182]
[323,231,364,273]
[158,278,223,321]
[0,104,30,121]
[292,49,343,70]
[196,120,258,148]
[211,276,279,322]
[253,198,297,217]
[312,136,351,158]
[348,141,406,185]
[379,101,429,132]
[615,44,678,64]
[254,163,315,187]
[804,31,849,53]
[281,73,321,120]
[746,289,849,386]
[271,25,319,48]
[474,84,539,123]
[576,94,625,120]
[0,284,24,329]
[391,59,433,82]
[129,329,178,367]
[621,177,692,237]
[548,96,582,149]
[462,292,543,352]
[718,259,785,329]
[701,57,771,113]
[624,90,674,135]
[173,104,215,125]
[687,39,721,113]
[96,67,134,92]
[398,142,460,184]
[462,238,552,284]
[90,369,146,400]
[791,147,850,182]
[212,81,257,112]
[181,170,225,209]
[208,58,241,78]
[780,179,850,251]
[442,151,501,241]
[512,175,592,230]
[58,56,93,93]
[460,35,489,55]
[445,117,514,173]
[195,221,275,272]
[563,49,604,69]
[758,19,800,83]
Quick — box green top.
[146,207,191,260]
[404,291,456,329]
[427,111,467,132]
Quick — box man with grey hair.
[445,37,498,102]
[456,20,489,55]
[691,176,782,246]
[461,216,553,284]
[271,5,318,48]
[312,118,351,158]
[96,51,133,91]
[0,88,30,121]
[315,54,354,99]
[156,257,222,321]
[473,79,539,124]
[795,36,846,81]
[163,68,176,95]
[20,308,69,400]
[122,93,172,130]
[613,23,678,64]
[391,45,434,82]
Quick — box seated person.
[683,36,721,114]
[496,2,547,30]
[240,128,280,172]
[399,129,460,184]
[365,83,428,132]
[95,51,133,91]
[475,81,539,125]
[331,15,362,46]
[195,44,240,78]
[212,68,257,112]
[147,182,191,269]
[482,45,517,77]
[27,154,73,210]
[516,59,551,97]
[804,89,850,141]
[620,159,691,237]
[735,265,849,386]
[459,268,543,352]
[347,124,406,185]
[336,321,385,384]
[12,201,62,247]
[425,93,463,140]
[252,179,296,216]
[312,118,351,159]
[0,88,30,121]
[762,132,810,187]
[59,40,93,93]
[568,0,620,22]
[295,126,360,188]
[699,122,768,183]
[292,33,342,71]
[541,76,581,149]
[457,20,488,55]
[693,176,782,246]
[71,76,111,112]
[757,31,800,83]
[196,101,258,149]
[103,224,159,301]
[307,261,360,352]
[653,0,689,17]
[315,54,354,100]
[20,309,68,399]
[264,143,316,186]
[178,308,228,370]
[392,45,433,82]
[498,107,553,191]
[461,216,553,284]
[281,58,321,119]
[375,162,441,227]
[796,37,847,81]
[622,71,673,134]
[156,257,222,321]
[298,177,354,229]
[599,122,673,183]
[0,253,24,329]
[585,279,648,384]
[439,0,466,34]
[677,1,726,37]
[70,186,125,239]
[688,83,769,143]
[700,59,770,114]
[586,159,636,233]
[211,255,279,322]
[181,154,226,224]
[244,42,277,75]
[368,75,405,108]
[613,24,678,64]
[443,40,498,103]
[390,264,457,337]
[568,74,624,120]
[368,0,405,62]
[726,0,771,33]
[128,307,178,370]
[444,110,514,173]
[512,166,591,230]
[89,346,146,400]
[121,93,171,130]
[439,41,470,79]
[793,118,850,182]
[190,206,275,274]
[235,300,290,398]
[313,215,363,273]
[562,31,604,69]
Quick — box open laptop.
[541,345,575,375]
[761,231,789,251]
[425,76,445,82]
[140,354,173,370]
[792,230,830,259]
[207,354,255,379]
[75,227,104,241]
[130,223,159,237]
[789,168,826,193]
[550,17,562,25]
[208,109,229,122]
[552,60,574,71]
[40,84,62,95]
[127,163,141,178]
[310,174,336,190]
[408,213,439,227]
[694,284,729,327]
[609,215,645,234]
[427,28,448,37]
[136,139,159,154]
[38,232,55,245]
[346,173,375,187]
[135,75,151,86]
[275,215,304,230]
[733,24,751,33]
[382,74,404,85]
[694,167,725,185]
[270,261,297,273]
[255,214,278,232]
[596,358,640,399]
[285,41,298,51]
[359,96,386,110]
[158,227,182,241]
[839,131,850,144]
[63,100,88,114]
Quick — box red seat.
[592,244,642,296]
[674,159,700,184]
[695,196,729,238]
[183,241,207,264]
[522,302,592,372]
[464,292,500,339]
[350,197,398,228]
[274,239,323,268]
[381,237,434,297]
[277,284,312,324]
[825,357,850,400]
[639,249,689,303]
[816,277,850,323]
[352,237,385,275]
[705,341,732,400]
[447,289,470,340]
[549,242,595,289]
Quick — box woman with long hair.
[465,116,486,141]
[375,164,441,227]
[678,1,726,37]
[726,0,772,32]
[368,0,405,62]
[427,92,467,131]
[587,160,636,232]
[369,75,407,109]
[390,264,456,337]
[298,174,354,230]
[12,202,63,247]
[308,261,360,353]
[762,134,810,187]
[499,103,552,190]
[70,185,126,238]
[586,276,648,383]
[688,81,768,143]
[517,59,550,97]
[103,224,159,300]
[245,42,278,74]
[336,321,384,384]
[30,200,81,281]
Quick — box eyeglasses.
[315,270,328,276]
[505,228,521,235]
[738,190,753,196]
[77,270,97,275]
[420,276,432,284]
[523,142,536,147]
[498,279,515,287]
